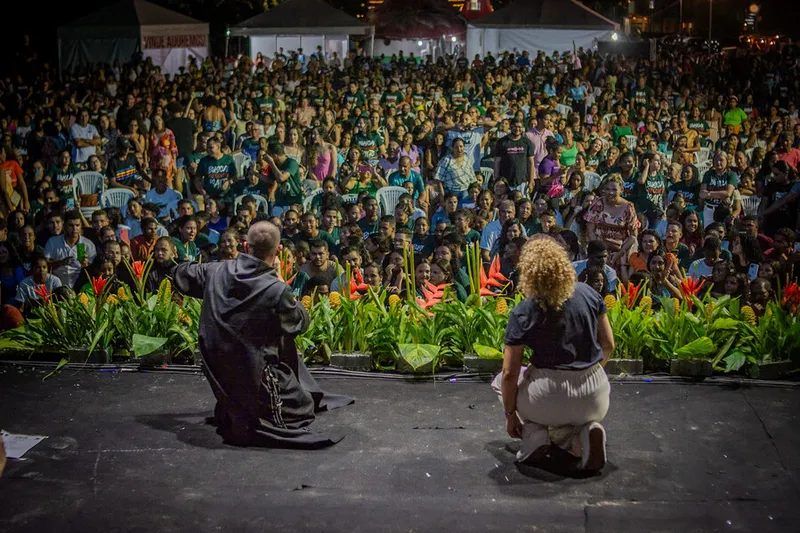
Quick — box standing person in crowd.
[699,152,737,229]
[584,175,639,270]
[435,137,476,204]
[494,120,535,196]
[69,109,102,165]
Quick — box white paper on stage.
[1,430,48,459]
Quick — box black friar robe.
[172,254,352,449]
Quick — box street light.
[451,36,457,42]
[709,0,713,42]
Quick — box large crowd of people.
[0,39,798,327]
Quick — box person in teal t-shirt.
[197,138,238,199]
[265,143,303,211]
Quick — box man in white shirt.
[44,211,97,288]
[480,199,525,261]
[572,240,619,292]
[69,109,102,164]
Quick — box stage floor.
[0,364,798,533]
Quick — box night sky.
[3,0,797,70]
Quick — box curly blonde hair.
[517,236,577,311]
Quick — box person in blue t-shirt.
[387,156,425,200]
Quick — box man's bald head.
[247,221,281,260]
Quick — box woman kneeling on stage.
[493,235,614,472]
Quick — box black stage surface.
[0,364,798,533]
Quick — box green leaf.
[43,357,69,381]
[675,336,716,359]
[709,318,740,331]
[711,334,738,368]
[398,343,440,372]
[723,351,747,372]
[473,343,503,360]
[132,334,169,357]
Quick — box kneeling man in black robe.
[172,221,352,448]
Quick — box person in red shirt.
[776,133,800,170]
[0,145,29,216]
[130,218,160,260]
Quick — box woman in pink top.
[399,133,421,174]
[304,128,338,182]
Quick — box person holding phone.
[43,210,96,287]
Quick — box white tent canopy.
[466,0,618,58]
[231,0,373,63]
[58,0,209,75]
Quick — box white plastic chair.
[694,147,711,164]
[583,171,602,192]
[376,186,407,216]
[625,135,639,149]
[740,195,761,217]
[302,189,324,214]
[695,161,712,176]
[72,171,106,218]
[479,167,494,189]
[340,193,359,205]
[234,194,269,214]
[555,104,572,118]
[101,188,135,210]
[602,113,616,124]
[231,152,252,178]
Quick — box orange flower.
[620,282,641,309]
[33,284,50,303]
[679,276,705,311]
[131,260,146,281]
[782,282,800,314]
[91,276,110,297]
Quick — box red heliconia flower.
[91,276,110,297]
[620,282,641,309]
[783,282,800,314]
[479,256,511,294]
[417,281,448,310]
[131,260,146,281]
[679,276,705,311]
[348,274,370,300]
[33,284,51,303]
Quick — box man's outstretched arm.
[171,262,211,299]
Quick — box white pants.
[492,363,610,461]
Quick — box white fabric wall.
[467,27,612,58]
[250,35,348,62]
[142,47,208,76]
[373,39,435,59]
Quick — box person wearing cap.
[107,137,145,193]
[722,96,748,135]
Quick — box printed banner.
[143,35,207,50]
